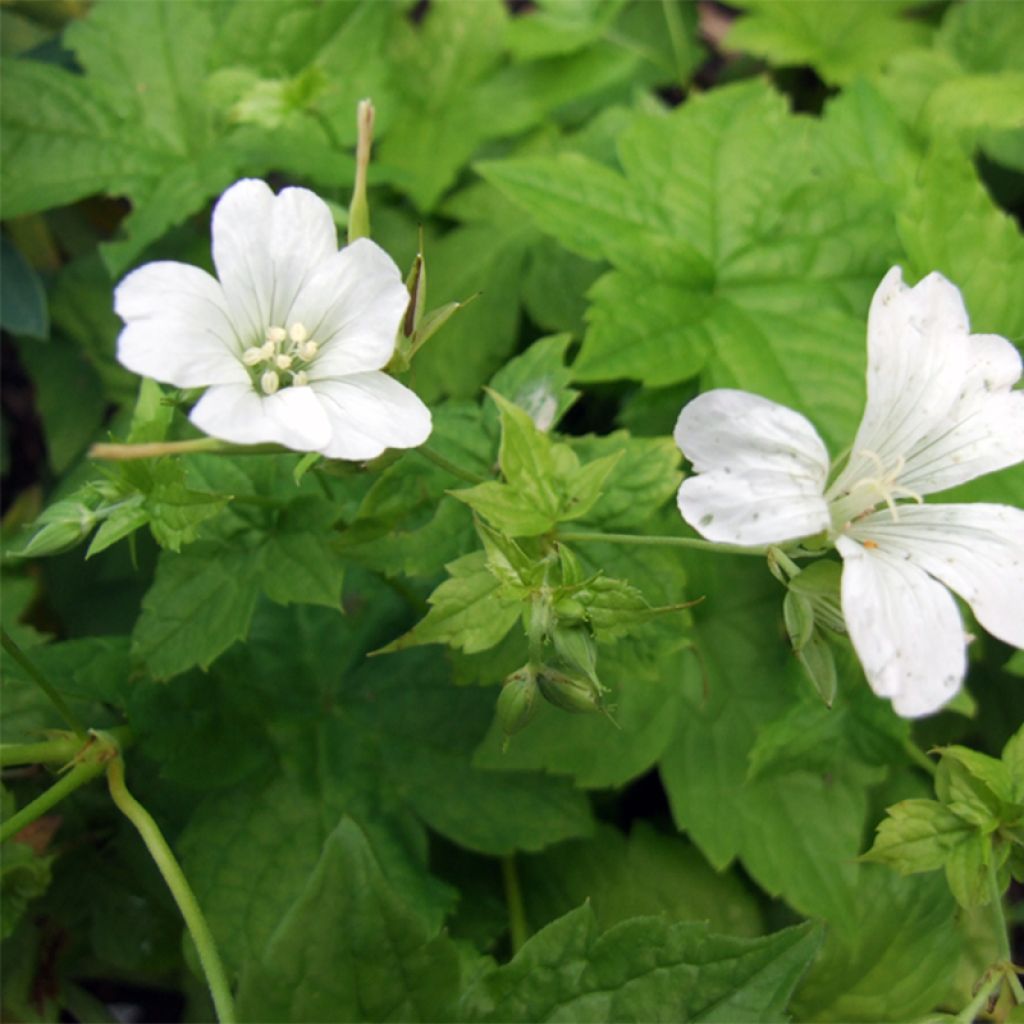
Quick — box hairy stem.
[1,629,86,739]
[107,757,236,1023]
[557,530,767,557]
[501,855,529,956]
[413,445,487,484]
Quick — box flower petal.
[897,333,1024,494]
[190,383,332,451]
[674,389,830,545]
[836,534,966,717]
[311,373,432,461]
[211,179,276,344]
[847,503,1024,648]
[115,262,247,387]
[832,267,970,495]
[211,180,338,346]
[296,239,408,377]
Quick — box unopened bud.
[497,667,540,737]
[537,666,603,715]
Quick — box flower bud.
[497,666,540,737]
[537,666,604,715]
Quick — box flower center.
[241,322,319,395]
[827,449,923,531]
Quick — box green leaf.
[1003,725,1024,801]
[861,798,974,875]
[488,334,579,432]
[260,497,346,609]
[237,819,460,1023]
[132,542,263,680]
[482,80,886,449]
[898,143,1024,339]
[659,555,870,929]
[943,830,991,908]
[379,551,523,655]
[1,843,52,941]
[936,744,1017,817]
[0,233,48,338]
[725,0,931,86]
[519,822,764,938]
[458,905,822,1022]
[793,868,964,1023]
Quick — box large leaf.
[458,904,822,1022]
[236,819,460,1023]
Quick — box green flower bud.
[497,666,540,737]
[551,626,598,681]
[537,666,604,715]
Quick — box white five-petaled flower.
[115,178,431,460]
[674,267,1024,718]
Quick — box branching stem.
[0,759,105,842]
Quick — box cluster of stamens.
[241,322,319,395]
[828,450,923,531]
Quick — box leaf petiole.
[556,530,768,557]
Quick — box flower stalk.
[107,756,236,1023]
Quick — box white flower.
[674,267,1024,717]
[115,179,431,460]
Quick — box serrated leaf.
[379,551,523,655]
[862,798,974,874]
[458,904,821,1023]
[260,497,345,609]
[725,0,931,86]
[519,822,764,938]
[488,334,579,432]
[898,144,1024,339]
[237,819,460,1023]
[132,542,263,680]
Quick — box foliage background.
[1,0,1022,1021]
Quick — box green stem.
[89,438,286,460]
[414,445,487,485]
[988,855,1012,964]
[501,855,528,956]
[0,759,106,842]
[1007,969,1024,1005]
[954,968,1003,1024]
[107,757,236,1024]
[903,739,937,778]
[1,629,86,739]
[557,530,767,557]
[0,736,82,768]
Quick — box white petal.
[674,389,830,545]
[897,334,1024,494]
[834,267,970,494]
[296,239,408,377]
[836,534,966,718]
[211,179,276,344]
[266,186,339,324]
[847,503,1024,648]
[190,383,332,451]
[115,262,247,387]
[311,373,432,461]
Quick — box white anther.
[266,326,287,344]
[275,354,293,370]
[289,322,309,344]
[260,340,276,358]
[292,370,309,387]
[260,370,280,395]
[299,340,318,361]
[242,346,265,366]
